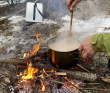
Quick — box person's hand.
[78,35,95,58]
[66,0,81,11]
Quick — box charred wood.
[49,82,52,93]
[57,76,63,89]
[64,77,86,93]
[33,79,41,93]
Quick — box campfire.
[1,33,110,93]
[12,33,84,93]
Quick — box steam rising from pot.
[48,34,80,52]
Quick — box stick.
[24,78,65,85]
[84,83,100,85]
[47,72,66,76]
[70,10,73,31]
[43,79,65,85]
[59,69,97,82]
[82,88,110,91]
[100,78,110,83]
[0,0,39,22]
[18,63,110,83]
[0,58,26,65]
[64,77,85,93]
[0,8,26,22]
[68,10,73,36]
[34,79,41,93]
[77,64,90,72]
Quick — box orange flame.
[17,33,42,81]
[23,33,41,58]
[23,53,30,59]
[41,74,44,79]
[23,53,26,58]
[42,85,45,92]
[30,43,40,55]
[71,82,79,91]
[46,69,56,73]
[36,33,41,40]
[22,63,38,80]
[64,77,81,92]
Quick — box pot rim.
[47,36,79,53]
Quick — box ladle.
[68,10,73,36]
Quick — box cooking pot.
[47,37,92,68]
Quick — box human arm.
[66,0,81,11]
[78,33,110,59]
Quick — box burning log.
[0,58,26,65]
[25,54,36,60]
[31,63,97,82]
[30,63,110,83]
[63,77,86,93]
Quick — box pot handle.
[73,51,93,64]
[79,58,93,64]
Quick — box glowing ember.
[42,85,45,92]
[23,53,30,59]
[64,77,82,92]
[46,69,56,73]
[41,74,44,79]
[23,53,26,58]
[72,82,78,91]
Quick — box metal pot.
[47,37,92,68]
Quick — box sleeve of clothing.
[90,33,110,58]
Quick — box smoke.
[54,0,110,44]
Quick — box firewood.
[64,77,86,93]
[47,72,66,76]
[43,79,65,85]
[0,58,26,65]
[60,69,110,83]
[100,78,110,83]
[76,64,90,72]
[59,69,97,82]
[31,63,110,83]
[34,79,41,93]
[49,82,52,93]
[17,63,110,83]
[82,88,110,91]
[24,54,34,60]
[31,63,97,82]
